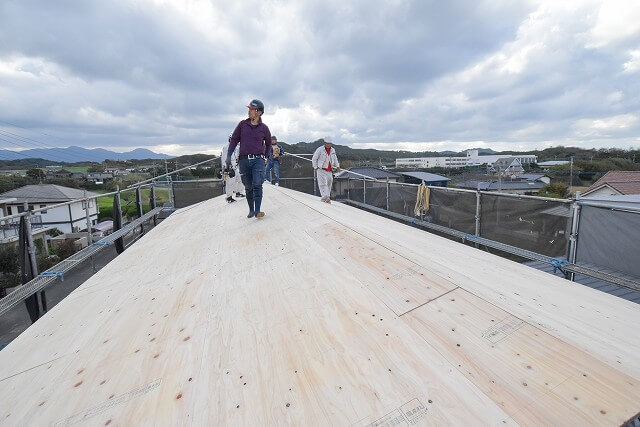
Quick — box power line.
[0,144,33,161]
[0,120,98,161]
[0,130,80,163]
[0,134,76,163]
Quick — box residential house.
[0,184,99,233]
[513,173,551,184]
[44,169,85,180]
[86,172,114,184]
[335,167,401,182]
[398,171,450,187]
[490,157,525,176]
[582,171,640,198]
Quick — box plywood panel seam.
[0,354,68,383]
[399,286,460,317]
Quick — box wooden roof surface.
[0,185,638,426]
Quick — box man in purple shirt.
[226,99,272,218]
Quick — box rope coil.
[414,182,430,217]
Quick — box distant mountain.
[0,146,171,162]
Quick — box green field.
[96,188,170,221]
[65,166,89,173]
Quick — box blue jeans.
[264,160,280,184]
[238,157,266,213]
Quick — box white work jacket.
[311,146,340,170]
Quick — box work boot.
[255,212,265,218]
[247,211,255,218]
[226,196,235,203]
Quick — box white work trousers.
[317,168,333,199]
[225,167,243,197]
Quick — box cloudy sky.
[1,0,639,156]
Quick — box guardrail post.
[21,203,46,321]
[136,185,144,235]
[150,185,157,226]
[113,186,125,254]
[84,190,95,273]
[363,178,366,205]
[475,188,482,248]
[386,177,390,211]
[568,191,581,281]
[475,188,481,236]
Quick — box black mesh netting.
[363,181,389,210]
[480,194,571,257]
[279,178,315,195]
[341,179,366,204]
[172,180,224,208]
[425,188,477,234]
[576,205,640,279]
[387,183,418,217]
[333,178,349,200]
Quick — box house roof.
[537,160,570,167]
[492,157,522,168]
[583,171,640,196]
[0,184,98,204]
[579,194,640,210]
[514,173,547,181]
[457,180,545,191]
[80,220,113,232]
[1,185,638,425]
[336,167,401,179]
[398,171,450,182]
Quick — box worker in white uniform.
[221,140,244,203]
[311,137,340,203]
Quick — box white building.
[395,149,537,169]
[0,184,100,234]
[537,160,570,170]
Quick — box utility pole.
[569,156,574,196]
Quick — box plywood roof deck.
[0,185,638,426]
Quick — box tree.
[0,245,20,293]
[55,240,78,260]
[26,168,45,181]
[539,182,569,199]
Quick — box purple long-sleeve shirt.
[227,118,272,158]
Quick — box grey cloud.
[0,0,639,153]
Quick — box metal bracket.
[39,271,64,281]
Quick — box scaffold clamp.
[551,258,567,273]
